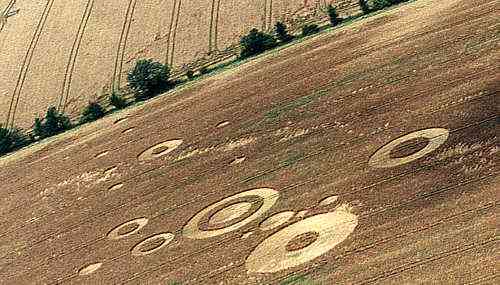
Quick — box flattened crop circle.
[183,188,279,239]
[369,128,449,168]
[107,218,148,240]
[246,208,358,273]
[78,262,102,275]
[131,233,175,256]
[137,139,183,162]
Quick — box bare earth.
[0,0,498,284]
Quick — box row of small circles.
[81,128,451,276]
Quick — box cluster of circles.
[105,188,358,274]
[95,128,450,275]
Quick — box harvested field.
[0,0,498,284]
[0,0,358,129]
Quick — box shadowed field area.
[0,0,498,284]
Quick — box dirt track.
[0,0,498,284]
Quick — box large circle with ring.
[368,128,449,168]
[246,207,358,273]
[138,139,183,161]
[107,218,148,240]
[183,188,279,239]
[131,233,175,256]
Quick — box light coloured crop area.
[0,0,359,129]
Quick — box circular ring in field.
[131,233,175,256]
[217,121,230,128]
[122,127,135,134]
[114,117,129,124]
[108,183,124,191]
[368,128,449,168]
[137,140,183,162]
[230,156,246,165]
[78,262,102,275]
[318,195,339,206]
[183,188,279,240]
[246,206,358,273]
[208,202,254,227]
[95,151,109,158]
[107,218,148,240]
[259,211,295,231]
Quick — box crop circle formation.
[137,139,184,161]
[78,262,103,276]
[245,206,358,273]
[107,218,149,240]
[131,233,175,256]
[183,188,279,239]
[369,128,449,168]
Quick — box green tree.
[301,24,320,37]
[109,90,127,110]
[359,0,371,14]
[239,28,277,58]
[199,66,210,75]
[33,106,72,140]
[275,21,293,43]
[326,5,342,27]
[0,125,29,156]
[372,0,392,10]
[127,59,171,101]
[185,68,195,80]
[80,101,106,124]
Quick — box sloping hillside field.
[0,0,498,284]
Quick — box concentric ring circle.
[131,233,175,256]
[107,218,148,240]
[183,188,279,239]
[246,206,358,273]
[368,128,449,168]
[138,139,183,162]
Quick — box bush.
[301,24,320,37]
[359,0,371,14]
[33,106,72,140]
[239,28,277,58]
[372,0,392,10]
[275,21,293,43]
[185,69,195,80]
[199,66,210,75]
[327,5,342,27]
[109,90,127,110]
[80,101,106,124]
[127,59,171,101]
[0,125,29,156]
